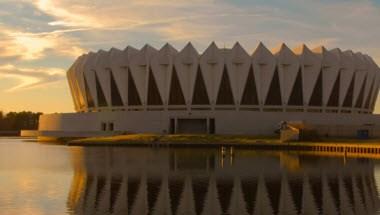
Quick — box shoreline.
[67,134,279,146]
[67,134,380,147]
[64,134,380,159]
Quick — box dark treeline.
[0,111,42,131]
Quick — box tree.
[0,111,42,131]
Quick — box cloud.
[0,64,66,92]
[27,0,237,37]
[32,0,102,28]
[6,0,380,62]
[0,24,85,61]
[0,0,378,113]
[23,1,380,58]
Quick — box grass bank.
[68,134,279,146]
[67,134,380,146]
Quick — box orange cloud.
[0,64,66,92]
[0,24,85,61]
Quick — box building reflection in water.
[67,147,380,215]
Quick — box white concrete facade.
[39,110,380,137]
[39,42,380,137]
[67,42,380,113]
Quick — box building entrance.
[170,118,214,134]
[177,119,207,134]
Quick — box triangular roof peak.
[330,48,343,61]
[95,49,110,65]
[271,43,289,54]
[252,42,275,65]
[202,41,220,54]
[140,44,157,52]
[181,42,198,54]
[330,47,342,53]
[161,42,171,49]
[364,54,378,67]
[312,46,327,54]
[356,52,369,62]
[158,43,177,65]
[109,47,122,53]
[202,41,220,64]
[160,42,177,53]
[293,44,310,55]
[343,50,354,56]
[178,41,199,65]
[362,55,374,67]
[356,52,370,68]
[253,42,271,55]
[342,50,354,59]
[86,52,97,60]
[184,41,194,48]
[233,41,242,48]
[124,45,137,52]
[231,41,247,51]
[98,49,107,54]
[332,48,355,68]
[205,41,219,51]
[95,50,110,64]
[108,48,123,62]
[353,52,365,61]
[230,42,249,64]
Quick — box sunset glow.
[0,0,380,113]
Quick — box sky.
[0,0,380,113]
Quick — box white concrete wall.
[38,111,380,137]
[67,42,380,113]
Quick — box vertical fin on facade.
[192,65,210,105]
[241,65,259,105]
[370,75,380,111]
[128,69,142,106]
[95,72,108,107]
[216,65,235,105]
[147,67,163,105]
[327,71,340,107]
[84,73,95,108]
[288,67,303,106]
[355,75,367,108]
[364,79,375,109]
[309,69,323,106]
[265,66,282,105]
[371,85,379,111]
[110,70,124,106]
[169,66,186,105]
[342,73,355,108]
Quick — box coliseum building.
[37,42,380,138]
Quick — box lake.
[0,138,379,215]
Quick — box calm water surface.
[0,138,380,215]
